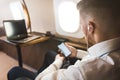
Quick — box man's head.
[77,0,120,45]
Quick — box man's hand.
[65,43,77,58]
[55,54,65,61]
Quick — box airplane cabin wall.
[0,0,56,34]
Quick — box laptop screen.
[3,19,28,40]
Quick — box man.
[35,0,120,80]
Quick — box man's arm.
[35,51,113,80]
[35,44,87,80]
[35,58,63,80]
[65,43,88,59]
[35,54,64,80]
[35,54,84,80]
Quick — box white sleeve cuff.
[52,59,63,69]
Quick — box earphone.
[86,25,90,51]
[87,25,90,31]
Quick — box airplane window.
[53,0,83,38]
[10,1,31,33]
[58,1,79,33]
[10,1,24,20]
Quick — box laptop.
[3,19,41,43]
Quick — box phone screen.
[58,43,71,57]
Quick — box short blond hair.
[77,0,120,28]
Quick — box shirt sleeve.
[35,50,87,80]
[35,59,84,80]
[35,58,63,80]
[35,55,113,80]
[76,49,88,59]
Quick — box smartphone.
[58,43,71,57]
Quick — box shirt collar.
[88,37,120,57]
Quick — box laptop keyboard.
[16,35,42,43]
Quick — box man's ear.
[87,22,95,34]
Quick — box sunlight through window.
[58,1,79,33]
[10,1,24,20]
[54,0,84,38]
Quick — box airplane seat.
[7,66,37,80]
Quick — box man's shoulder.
[74,56,114,80]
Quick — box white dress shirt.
[35,37,120,80]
